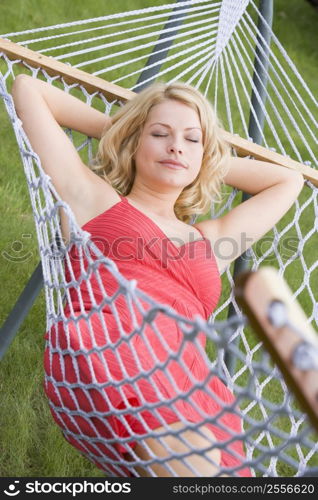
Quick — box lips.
[159,159,187,169]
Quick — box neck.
[127,185,181,219]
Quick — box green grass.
[0,0,318,477]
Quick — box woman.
[12,76,303,477]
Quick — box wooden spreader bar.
[235,267,318,433]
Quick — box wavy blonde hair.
[93,81,230,223]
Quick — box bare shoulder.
[59,168,121,241]
[67,167,121,227]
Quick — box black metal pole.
[134,0,188,91]
[0,263,43,360]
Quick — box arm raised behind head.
[12,74,111,139]
[11,74,118,229]
[195,156,304,274]
[222,156,304,195]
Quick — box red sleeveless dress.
[44,195,251,477]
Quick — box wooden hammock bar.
[1,37,317,186]
[235,267,318,433]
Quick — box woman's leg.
[128,422,221,477]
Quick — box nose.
[168,136,183,155]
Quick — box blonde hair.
[93,81,230,223]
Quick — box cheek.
[190,153,203,181]
[193,149,203,170]
[134,140,156,173]
[134,140,148,167]
[135,138,156,162]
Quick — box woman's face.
[133,99,204,192]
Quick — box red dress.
[44,195,251,477]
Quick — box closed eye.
[151,133,200,143]
[152,134,199,142]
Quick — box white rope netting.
[0,0,317,477]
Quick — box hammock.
[0,0,317,477]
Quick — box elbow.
[292,170,304,191]
[12,73,32,91]
[286,169,304,199]
[12,74,33,117]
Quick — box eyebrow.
[149,122,202,132]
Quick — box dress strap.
[193,224,205,240]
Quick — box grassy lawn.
[0,0,317,477]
